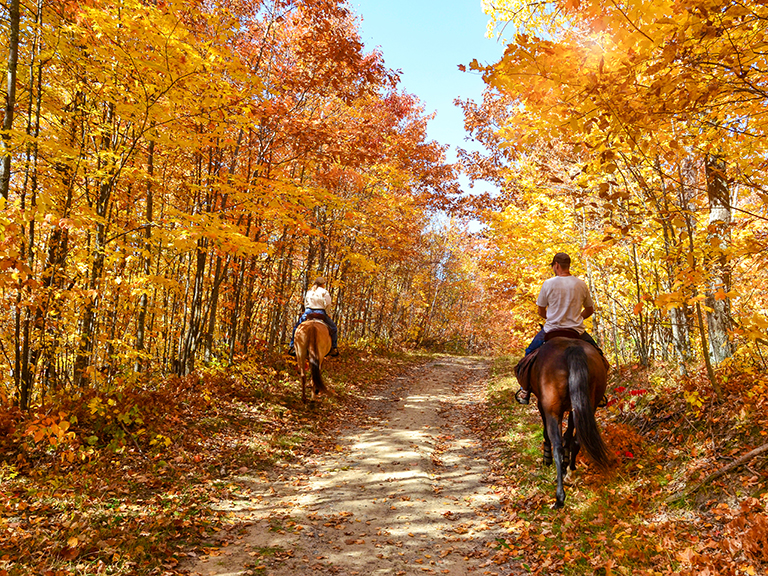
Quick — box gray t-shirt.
[536,275,593,334]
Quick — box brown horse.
[523,337,610,508]
[294,318,332,403]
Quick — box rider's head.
[550,252,571,269]
[313,276,326,287]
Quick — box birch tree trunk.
[704,154,733,364]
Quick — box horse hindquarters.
[565,346,609,468]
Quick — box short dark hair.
[550,252,571,268]
[313,276,326,286]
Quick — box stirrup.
[515,388,530,405]
[597,395,607,408]
[328,348,339,357]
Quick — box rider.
[516,252,601,404]
[288,276,339,357]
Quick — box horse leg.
[562,416,570,473]
[544,413,566,509]
[563,412,575,472]
[566,412,581,471]
[314,358,324,397]
[540,409,553,467]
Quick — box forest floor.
[183,356,512,576]
[1,349,767,576]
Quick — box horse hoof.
[553,500,565,510]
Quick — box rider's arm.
[581,306,594,320]
[537,305,547,319]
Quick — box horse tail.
[308,326,327,395]
[567,345,609,469]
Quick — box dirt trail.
[185,356,517,576]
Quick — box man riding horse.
[516,252,603,405]
[288,276,339,357]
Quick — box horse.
[293,315,332,403]
[521,337,611,509]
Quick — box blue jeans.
[524,329,547,356]
[290,309,338,348]
[524,329,601,356]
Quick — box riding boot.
[287,346,296,357]
[515,388,530,405]
[328,347,339,357]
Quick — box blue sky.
[350,0,506,169]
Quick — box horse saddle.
[544,328,580,341]
[544,329,609,371]
[305,312,327,321]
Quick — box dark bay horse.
[522,337,610,508]
[294,317,332,403]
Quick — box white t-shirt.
[536,275,593,334]
[305,286,332,311]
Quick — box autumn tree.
[0,0,474,410]
[457,0,768,385]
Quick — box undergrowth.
[0,348,425,576]
[480,354,768,576]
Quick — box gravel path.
[184,356,517,576]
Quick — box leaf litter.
[184,356,518,576]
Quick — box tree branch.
[666,442,768,503]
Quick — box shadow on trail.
[185,357,515,576]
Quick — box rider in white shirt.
[516,253,601,404]
[288,276,339,356]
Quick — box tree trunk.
[73,181,110,387]
[704,154,733,364]
[227,215,252,363]
[73,101,116,388]
[135,136,154,371]
[239,253,259,353]
[580,209,603,347]
[0,0,20,199]
[203,253,228,362]
[179,239,207,375]
[610,292,621,368]
[683,202,723,400]
[630,243,650,366]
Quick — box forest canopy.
[0,0,485,410]
[2,0,767,412]
[456,0,768,391]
